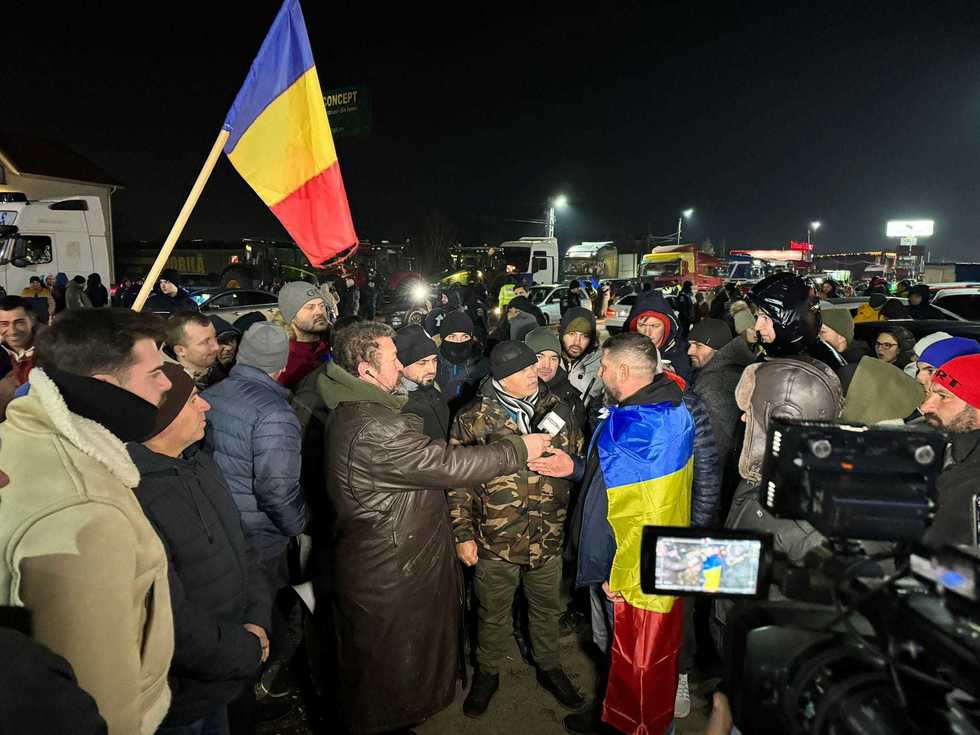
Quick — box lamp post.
[676,208,694,245]
[807,220,821,246]
[547,194,568,238]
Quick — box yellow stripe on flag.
[228,65,337,207]
[607,458,693,612]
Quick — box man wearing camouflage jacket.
[449,341,585,718]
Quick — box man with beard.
[210,316,242,373]
[559,307,605,415]
[526,326,586,433]
[277,281,330,390]
[435,310,489,419]
[395,325,449,441]
[920,355,980,548]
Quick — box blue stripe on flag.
[223,0,316,154]
[597,403,693,490]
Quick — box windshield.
[565,258,602,277]
[642,259,682,278]
[502,246,531,273]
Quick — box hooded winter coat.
[129,443,270,725]
[86,273,109,307]
[625,289,693,380]
[65,279,93,309]
[316,361,528,733]
[0,368,174,735]
[202,364,307,559]
[435,339,489,419]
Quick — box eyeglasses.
[874,341,898,349]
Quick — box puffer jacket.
[317,361,528,734]
[625,289,693,380]
[689,336,755,462]
[144,287,199,315]
[448,380,583,567]
[682,390,722,528]
[202,364,307,559]
[129,443,269,725]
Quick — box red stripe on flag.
[270,163,357,267]
[603,601,685,734]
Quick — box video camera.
[640,418,980,735]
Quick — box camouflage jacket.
[448,381,584,568]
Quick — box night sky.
[7,1,980,260]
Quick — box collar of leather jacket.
[318,360,408,412]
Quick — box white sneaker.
[674,673,691,718]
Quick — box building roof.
[0,130,121,188]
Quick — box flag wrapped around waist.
[223,0,356,266]
[603,601,684,735]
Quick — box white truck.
[0,193,112,295]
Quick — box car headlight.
[411,283,429,302]
[492,307,501,317]
[391,313,404,327]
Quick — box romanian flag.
[596,402,693,734]
[223,0,356,266]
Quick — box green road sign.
[324,86,372,138]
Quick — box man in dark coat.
[513,283,546,325]
[526,326,586,434]
[559,280,583,316]
[144,268,200,314]
[130,364,270,733]
[435,310,490,420]
[625,288,693,380]
[395,325,450,441]
[921,355,980,549]
[203,323,307,685]
[316,321,552,734]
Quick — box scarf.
[491,379,538,435]
[440,339,473,365]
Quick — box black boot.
[563,703,605,734]
[537,667,585,710]
[463,670,499,718]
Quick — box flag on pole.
[223,0,356,266]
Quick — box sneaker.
[675,673,691,718]
[537,667,585,710]
[463,670,499,718]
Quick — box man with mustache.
[277,281,331,390]
[920,354,980,549]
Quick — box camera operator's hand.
[456,541,479,567]
[602,581,625,604]
[527,448,574,478]
[521,433,552,461]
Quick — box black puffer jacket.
[129,444,270,725]
[625,289,693,380]
[689,337,755,464]
[682,389,722,528]
[401,380,451,442]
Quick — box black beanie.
[395,325,438,367]
[160,268,181,288]
[688,318,734,349]
[440,310,474,340]
[490,340,538,380]
[508,296,535,314]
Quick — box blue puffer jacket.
[202,364,307,559]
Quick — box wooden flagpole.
[131,129,231,312]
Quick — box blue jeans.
[156,708,229,735]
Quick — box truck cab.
[0,194,111,295]
[641,244,723,291]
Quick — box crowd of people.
[0,266,977,735]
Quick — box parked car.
[605,293,637,334]
[931,288,980,322]
[528,284,567,325]
[192,288,280,321]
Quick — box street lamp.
[676,208,694,245]
[547,194,568,238]
[807,220,821,246]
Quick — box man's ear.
[91,373,122,387]
[357,361,373,380]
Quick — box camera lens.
[914,445,936,465]
[810,439,832,459]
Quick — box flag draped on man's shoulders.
[223,0,357,266]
